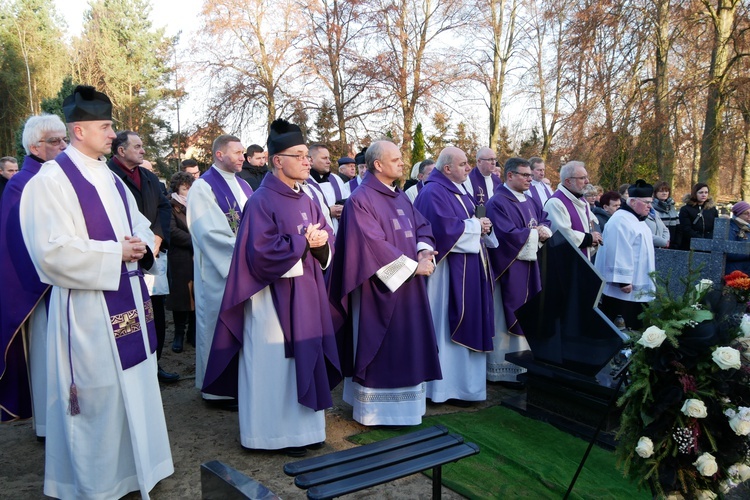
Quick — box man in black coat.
[108,131,179,382]
[237,144,267,191]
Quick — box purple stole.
[528,182,551,205]
[308,175,343,202]
[348,177,360,192]
[201,167,254,229]
[0,156,49,421]
[467,167,500,206]
[56,152,156,371]
[550,189,591,258]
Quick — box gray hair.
[435,148,460,173]
[559,161,585,181]
[582,184,598,196]
[22,114,66,155]
[365,140,393,173]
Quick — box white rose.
[712,346,741,370]
[739,406,750,419]
[695,279,713,293]
[694,452,718,477]
[681,399,708,418]
[729,416,750,436]
[735,463,750,481]
[725,408,737,418]
[637,326,667,349]
[635,436,654,458]
[741,314,750,337]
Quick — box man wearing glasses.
[545,161,602,260]
[463,147,502,206]
[0,114,68,440]
[594,180,656,329]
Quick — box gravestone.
[655,217,750,296]
[201,460,279,500]
[504,230,628,446]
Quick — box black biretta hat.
[354,147,367,165]
[62,85,112,123]
[267,119,305,156]
[628,179,654,198]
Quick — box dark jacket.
[678,196,718,250]
[108,158,171,250]
[166,198,194,311]
[237,161,268,192]
[592,206,611,233]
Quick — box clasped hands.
[122,235,147,263]
[305,223,329,248]
[416,249,438,276]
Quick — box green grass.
[348,405,649,499]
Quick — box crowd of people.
[0,84,748,499]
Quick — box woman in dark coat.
[166,172,195,352]
[678,182,718,250]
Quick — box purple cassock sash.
[56,152,156,370]
[0,156,49,421]
[467,167,500,206]
[202,174,341,411]
[308,175,342,202]
[348,177,360,192]
[414,169,495,352]
[528,182,552,205]
[201,167,254,229]
[550,189,591,258]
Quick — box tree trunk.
[653,0,675,184]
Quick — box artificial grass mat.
[348,405,649,499]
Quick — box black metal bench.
[283,425,479,499]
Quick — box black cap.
[267,119,305,156]
[337,156,355,166]
[354,147,367,165]
[62,85,112,123]
[628,179,654,198]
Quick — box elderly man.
[594,180,656,329]
[203,119,340,457]
[414,146,496,406]
[330,140,441,426]
[0,114,67,437]
[404,159,435,204]
[108,132,177,383]
[187,134,253,405]
[0,157,19,199]
[238,144,268,191]
[463,147,502,206]
[526,157,553,206]
[545,161,602,260]
[337,156,356,183]
[18,85,173,499]
[485,158,552,385]
[347,148,367,192]
[306,144,348,233]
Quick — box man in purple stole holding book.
[485,157,552,385]
[187,134,253,405]
[203,119,340,457]
[330,140,442,426]
[18,85,173,498]
[0,114,67,439]
[414,146,497,406]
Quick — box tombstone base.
[502,351,622,450]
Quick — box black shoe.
[171,336,184,353]
[283,446,308,457]
[158,366,180,383]
[36,435,45,443]
[307,441,325,450]
[204,398,239,411]
[445,398,474,408]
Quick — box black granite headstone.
[201,460,279,500]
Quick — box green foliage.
[411,123,425,165]
[314,100,336,147]
[518,127,541,159]
[454,122,479,163]
[426,110,450,157]
[41,76,77,122]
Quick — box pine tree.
[411,123,426,165]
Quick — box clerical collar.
[310,169,330,184]
[561,184,584,199]
[621,201,647,221]
[29,153,45,164]
[212,164,237,180]
[509,187,526,200]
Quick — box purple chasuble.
[202,174,341,411]
[0,156,49,421]
[414,169,495,352]
[348,176,361,192]
[467,167,501,206]
[550,188,591,258]
[328,174,442,388]
[486,185,549,336]
[56,152,156,370]
[201,167,254,230]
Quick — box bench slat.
[283,425,448,476]
[305,442,480,500]
[294,433,464,488]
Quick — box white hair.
[559,161,585,181]
[22,114,67,155]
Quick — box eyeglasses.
[510,171,533,178]
[277,153,312,162]
[635,198,653,205]
[569,175,589,181]
[479,157,497,162]
[40,137,69,146]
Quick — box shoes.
[445,398,474,408]
[36,435,45,443]
[283,446,308,457]
[171,335,184,353]
[157,366,180,383]
[204,398,239,411]
[307,441,325,450]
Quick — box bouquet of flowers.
[616,270,750,497]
